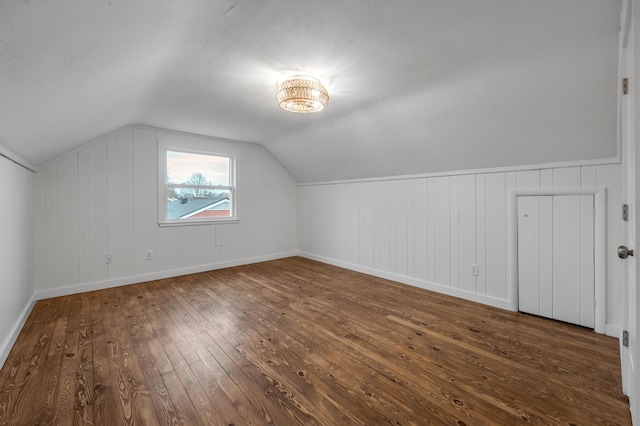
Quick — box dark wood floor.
[0,257,630,425]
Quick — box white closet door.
[578,195,595,328]
[517,196,542,316]
[517,195,594,328]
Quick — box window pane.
[166,151,230,186]
[167,190,232,219]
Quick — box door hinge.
[623,330,629,347]
[623,204,629,221]
[623,78,629,95]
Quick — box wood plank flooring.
[0,257,630,425]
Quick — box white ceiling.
[0,0,621,182]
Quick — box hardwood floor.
[0,257,630,425]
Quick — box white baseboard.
[36,251,297,300]
[0,293,36,370]
[298,252,512,311]
[300,252,623,338]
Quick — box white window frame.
[158,142,238,227]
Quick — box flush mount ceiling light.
[276,75,329,113]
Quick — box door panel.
[580,195,595,328]
[552,195,584,326]
[518,194,594,328]
[517,196,541,316]
[539,196,554,319]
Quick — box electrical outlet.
[145,250,153,261]
[218,243,224,252]
[105,254,112,264]
[470,263,479,276]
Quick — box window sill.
[158,219,241,227]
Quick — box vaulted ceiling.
[0,0,621,183]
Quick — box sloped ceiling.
[0,0,621,183]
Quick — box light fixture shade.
[276,75,329,113]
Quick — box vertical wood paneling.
[245,150,271,255]
[359,184,375,268]
[88,141,108,282]
[313,185,324,259]
[553,195,583,325]
[244,148,270,255]
[485,173,506,298]
[332,184,348,262]
[434,177,450,285]
[133,128,143,275]
[476,174,487,295]
[271,166,297,254]
[56,154,79,287]
[298,188,310,253]
[197,225,217,265]
[106,136,117,279]
[215,223,235,262]
[581,195,595,328]
[426,178,436,282]
[33,126,625,331]
[36,126,297,298]
[580,167,598,326]
[309,185,321,257]
[250,147,271,255]
[505,171,517,300]
[393,180,409,276]
[33,168,46,291]
[139,128,158,275]
[346,183,360,265]
[78,149,89,284]
[516,170,540,189]
[413,178,428,281]
[538,196,554,318]
[115,129,135,277]
[296,163,621,324]
[553,167,582,188]
[407,179,415,278]
[374,181,391,272]
[582,166,598,188]
[45,164,58,289]
[314,185,326,258]
[389,184,397,272]
[180,225,201,267]
[540,169,553,188]
[458,174,476,292]
[311,185,320,257]
[449,176,459,287]
[518,196,541,315]
[310,185,320,257]
[16,166,32,309]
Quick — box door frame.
[509,188,607,334]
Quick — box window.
[159,145,236,225]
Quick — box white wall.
[34,126,297,298]
[0,153,34,367]
[298,164,624,334]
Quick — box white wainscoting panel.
[298,164,624,332]
[34,126,298,298]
